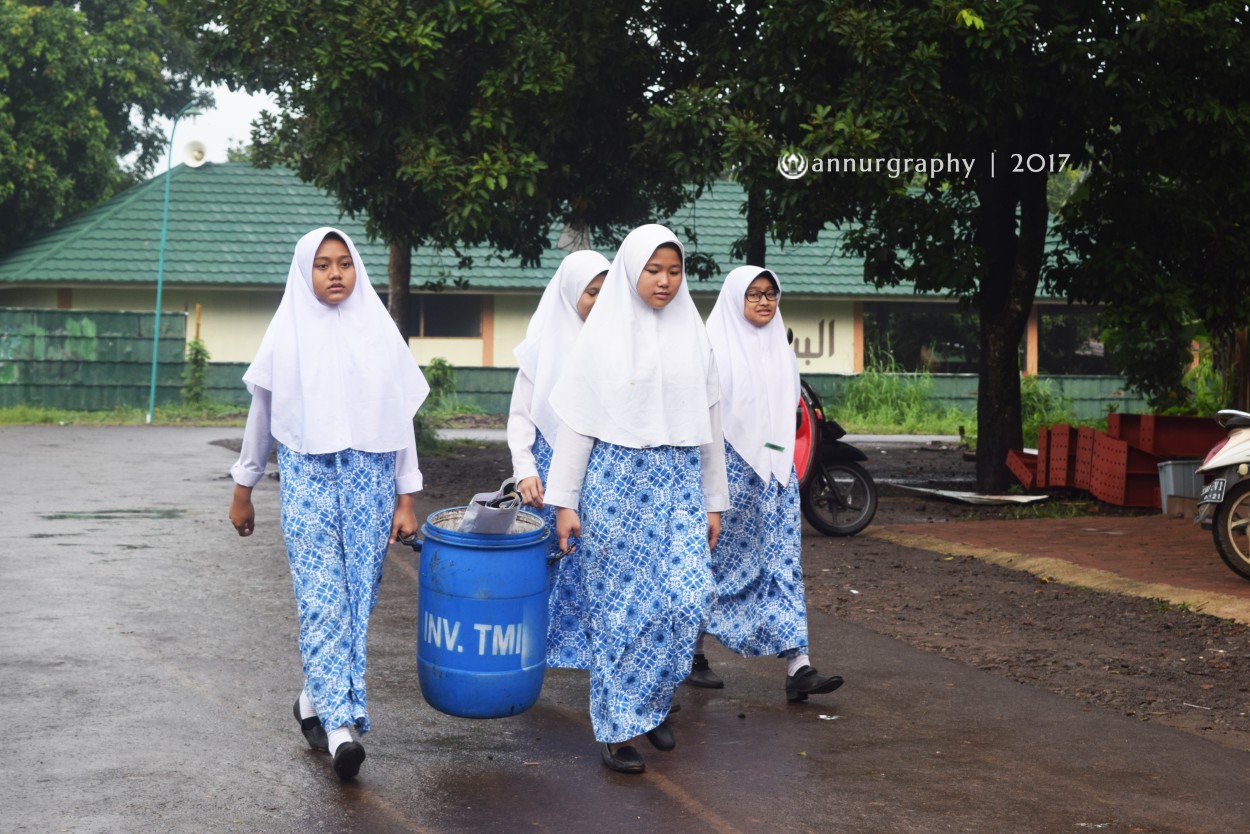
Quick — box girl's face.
[576,272,608,321]
[742,274,779,327]
[636,245,683,309]
[311,237,357,304]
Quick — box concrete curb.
[865,528,1250,625]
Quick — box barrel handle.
[547,535,577,565]
[397,532,422,552]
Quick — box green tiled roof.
[0,162,912,297]
[663,187,876,296]
[0,164,384,289]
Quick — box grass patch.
[832,352,973,436]
[422,437,506,459]
[1020,375,1098,445]
[423,398,489,427]
[1149,598,1194,614]
[0,402,248,426]
[0,398,493,434]
[831,357,1106,445]
[984,498,1099,520]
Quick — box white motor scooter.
[1195,409,1250,581]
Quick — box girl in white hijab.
[228,227,430,781]
[506,248,610,669]
[545,224,728,775]
[694,266,843,702]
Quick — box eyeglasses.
[745,289,779,302]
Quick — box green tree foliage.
[1048,3,1250,412]
[180,337,211,408]
[224,141,252,163]
[412,356,455,450]
[421,356,457,412]
[780,1,1106,491]
[648,1,1250,490]
[175,0,684,338]
[643,0,867,266]
[0,0,200,254]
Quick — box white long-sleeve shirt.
[544,402,729,513]
[506,369,541,483]
[229,387,423,494]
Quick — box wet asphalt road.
[3,425,1248,834]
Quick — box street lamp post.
[146,100,203,424]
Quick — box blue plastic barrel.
[415,507,552,718]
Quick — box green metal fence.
[429,368,1148,422]
[0,311,1153,421]
[206,364,522,412]
[185,363,524,411]
[803,373,1149,422]
[206,363,250,405]
[0,308,186,410]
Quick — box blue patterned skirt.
[706,442,809,658]
[531,432,593,670]
[580,442,713,743]
[277,444,395,734]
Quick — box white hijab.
[513,249,611,444]
[549,224,720,449]
[706,266,800,485]
[243,227,430,455]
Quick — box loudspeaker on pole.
[183,141,208,168]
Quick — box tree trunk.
[974,168,1048,492]
[1235,328,1250,412]
[745,185,766,267]
[387,241,412,341]
[976,314,1027,491]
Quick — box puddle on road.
[40,509,186,521]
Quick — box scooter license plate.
[1199,478,1226,504]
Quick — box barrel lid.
[421,507,549,547]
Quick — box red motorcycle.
[794,380,878,536]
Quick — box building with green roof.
[0,162,918,372]
[1,162,1119,412]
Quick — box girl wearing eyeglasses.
[694,266,843,702]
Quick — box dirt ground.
[416,435,1250,754]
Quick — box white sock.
[298,690,317,720]
[787,653,811,677]
[694,633,706,654]
[327,726,354,757]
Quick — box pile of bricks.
[1006,415,1225,508]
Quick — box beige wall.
[2,285,859,372]
[490,291,857,373]
[411,338,485,367]
[65,287,285,363]
[692,294,856,374]
[0,286,283,363]
[490,294,539,366]
[785,300,856,374]
[1,285,509,366]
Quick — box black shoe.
[293,698,329,752]
[332,741,366,781]
[686,654,724,689]
[644,720,676,751]
[785,666,844,703]
[601,743,645,774]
